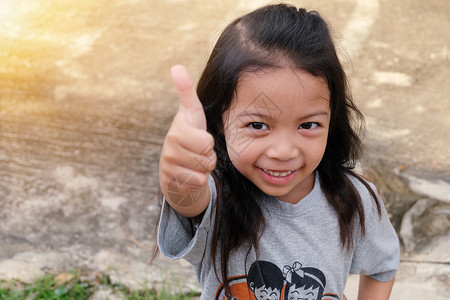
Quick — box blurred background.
[0,0,448,299]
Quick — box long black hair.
[195,4,381,298]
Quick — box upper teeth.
[263,169,294,177]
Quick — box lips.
[258,168,298,185]
[262,168,295,177]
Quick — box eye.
[248,122,268,130]
[299,122,319,130]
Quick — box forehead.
[232,67,330,112]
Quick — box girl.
[283,262,328,300]
[157,4,399,300]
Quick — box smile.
[258,168,298,186]
[262,169,295,177]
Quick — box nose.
[265,133,300,161]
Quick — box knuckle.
[160,148,177,164]
[206,132,215,144]
[206,134,215,148]
[199,134,215,154]
[209,153,217,170]
[158,172,172,190]
[165,130,181,145]
[197,173,209,187]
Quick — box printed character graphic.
[247,260,284,300]
[283,262,326,300]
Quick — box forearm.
[162,183,211,218]
[357,275,395,300]
[158,64,216,219]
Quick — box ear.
[249,282,255,292]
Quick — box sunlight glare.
[0,1,14,22]
[0,0,33,34]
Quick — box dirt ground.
[0,0,448,299]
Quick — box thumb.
[171,65,207,130]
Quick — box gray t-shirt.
[158,173,399,300]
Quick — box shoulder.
[346,172,378,197]
[345,171,382,216]
[345,173,400,279]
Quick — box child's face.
[223,67,330,204]
[286,284,320,300]
[251,284,281,300]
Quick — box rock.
[400,199,429,253]
[362,163,421,231]
[91,248,200,295]
[394,262,450,296]
[54,272,75,285]
[92,248,155,291]
[345,262,450,299]
[399,172,450,203]
[89,286,124,300]
[0,251,71,283]
[400,198,450,262]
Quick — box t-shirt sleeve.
[157,175,217,266]
[349,180,400,282]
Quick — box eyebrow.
[237,111,329,120]
[300,111,330,119]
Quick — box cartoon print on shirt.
[215,260,340,300]
[283,262,325,300]
[248,261,284,300]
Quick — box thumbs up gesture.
[158,65,216,217]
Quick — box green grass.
[0,271,198,300]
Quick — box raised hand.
[158,65,216,217]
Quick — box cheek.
[225,139,244,173]
[226,143,252,168]
[226,143,239,163]
[225,141,260,178]
[224,127,258,162]
[304,136,328,158]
